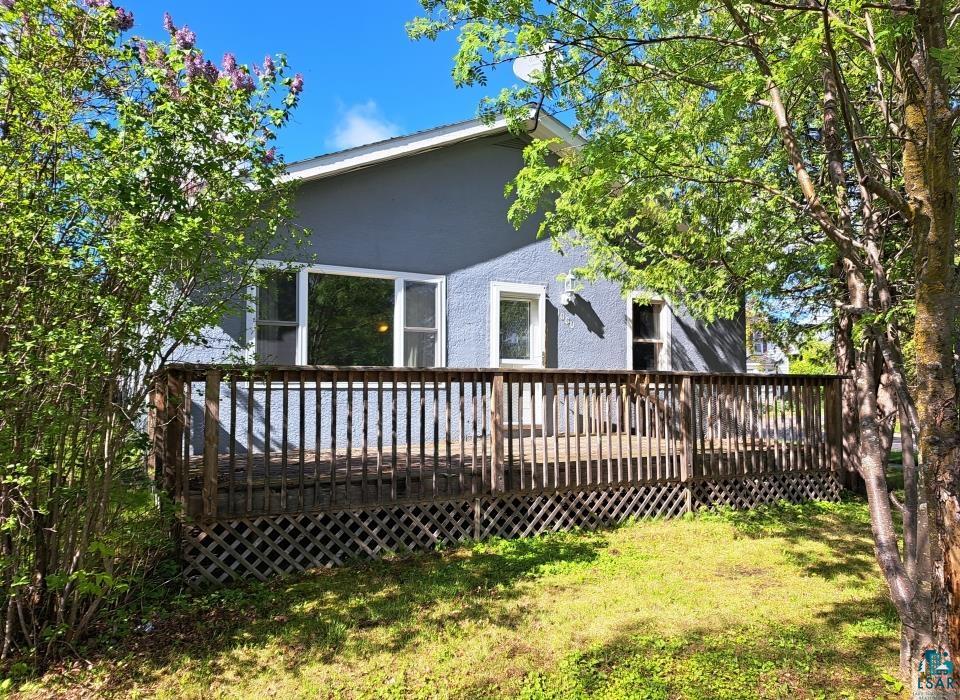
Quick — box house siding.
[179,133,744,372]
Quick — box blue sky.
[121,0,516,162]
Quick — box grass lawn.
[15,500,902,699]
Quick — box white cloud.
[327,101,400,150]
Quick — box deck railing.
[148,365,844,522]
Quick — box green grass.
[15,500,902,699]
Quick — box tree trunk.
[902,0,960,680]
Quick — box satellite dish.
[513,43,556,83]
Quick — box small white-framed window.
[489,281,546,368]
[246,262,445,367]
[751,331,767,355]
[254,268,299,364]
[627,295,671,371]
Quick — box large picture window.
[249,264,444,367]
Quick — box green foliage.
[0,0,304,661]
[788,338,834,376]
[408,0,917,334]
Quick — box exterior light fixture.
[560,272,578,306]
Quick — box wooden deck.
[182,433,823,517]
[153,365,847,584]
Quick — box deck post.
[491,373,505,494]
[679,375,694,513]
[147,375,163,484]
[164,370,185,504]
[203,370,221,520]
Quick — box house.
[746,330,789,374]
[183,113,745,374]
[161,115,847,585]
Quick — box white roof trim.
[282,111,583,184]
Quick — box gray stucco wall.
[180,133,744,372]
[179,133,745,455]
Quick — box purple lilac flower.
[231,70,255,92]
[290,73,303,95]
[221,53,237,72]
[261,55,275,78]
[114,7,134,30]
[263,147,276,165]
[162,11,175,33]
[137,39,149,64]
[85,0,111,7]
[203,60,219,82]
[174,25,195,49]
[185,52,204,79]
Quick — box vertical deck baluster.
[314,370,322,508]
[361,375,369,503]
[529,376,538,490]
[444,372,452,496]
[403,373,410,499]
[263,375,271,513]
[624,378,633,484]
[329,371,336,508]
[434,372,441,499]
[391,371,399,501]
[281,372,289,512]
[563,380,572,487]
[584,378,593,485]
[480,375,493,489]
[246,373,254,514]
[183,379,191,513]
[345,373,353,505]
[459,374,466,496]
[471,376,478,495]
[573,380,582,486]
[615,377,624,483]
[605,378,614,484]
[506,375,514,490]
[419,372,426,500]
[762,379,772,473]
[226,375,235,516]
[377,372,384,504]
[551,376,560,490]
[298,371,306,510]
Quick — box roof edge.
[282,111,582,184]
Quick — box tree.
[411,0,959,682]
[0,0,304,660]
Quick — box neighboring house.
[183,113,745,373]
[746,330,789,374]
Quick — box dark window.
[633,342,657,371]
[306,273,394,365]
[255,270,298,363]
[632,301,661,370]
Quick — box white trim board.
[625,293,673,371]
[282,111,584,184]
[489,281,547,368]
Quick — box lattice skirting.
[690,471,842,510]
[478,483,688,540]
[181,473,841,585]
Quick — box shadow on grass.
[62,531,608,691]
[34,499,899,698]
[696,497,881,582]
[503,594,901,700]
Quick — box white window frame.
[626,293,672,371]
[489,281,547,368]
[246,261,446,367]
